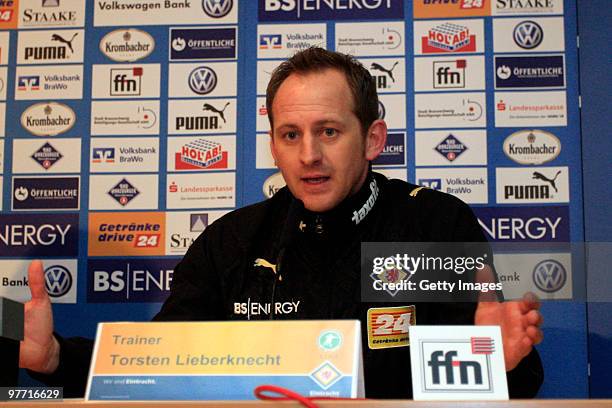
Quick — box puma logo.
[254,258,277,275]
[51,33,78,54]
[532,170,562,192]
[371,62,399,83]
[203,102,230,123]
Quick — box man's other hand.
[19,260,60,374]
[475,292,544,371]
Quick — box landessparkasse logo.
[202,0,233,18]
[495,55,565,89]
[435,134,467,162]
[258,0,403,21]
[513,20,543,49]
[532,259,566,293]
[422,23,476,53]
[170,27,236,60]
[188,66,217,95]
[21,102,76,136]
[110,67,142,96]
[503,129,561,165]
[45,264,72,297]
[12,176,80,211]
[22,31,79,63]
[175,101,230,132]
[175,138,228,170]
[108,178,139,206]
[100,29,155,62]
[32,142,62,169]
[433,59,466,89]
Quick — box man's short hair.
[266,47,379,134]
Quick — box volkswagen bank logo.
[202,0,233,18]
[45,265,72,297]
[533,259,566,293]
[189,66,218,95]
[513,21,543,49]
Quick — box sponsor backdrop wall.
[0,0,590,397]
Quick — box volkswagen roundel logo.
[533,259,566,293]
[189,66,218,95]
[513,21,543,50]
[45,265,73,297]
[202,0,233,18]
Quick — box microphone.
[269,199,304,320]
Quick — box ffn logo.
[110,68,142,96]
[428,350,483,385]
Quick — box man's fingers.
[520,292,541,313]
[526,326,544,345]
[28,260,48,300]
[525,309,543,326]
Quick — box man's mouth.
[302,176,330,184]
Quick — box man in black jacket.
[21,47,543,398]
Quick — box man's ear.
[364,119,387,161]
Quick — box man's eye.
[284,131,298,140]
[323,128,337,137]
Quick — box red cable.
[254,385,367,408]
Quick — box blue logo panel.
[170,27,237,60]
[0,214,79,257]
[495,55,565,89]
[87,258,179,303]
[373,132,405,166]
[12,177,80,211]
[473,206,569,242]
[258,0,403,21]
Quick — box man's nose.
[299,134,323,166]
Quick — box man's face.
[269,69,371,212]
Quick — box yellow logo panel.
[367,306,415,350]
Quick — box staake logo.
[108,178,139,206]
[175,138,228,170]
[202,0,233,18]
[433,59,466,88]
[100,29,155,62]
[44,264,72,297]
[20,0,84,28]
[494,0,563,15]
[170,27,236,60]
[422,23,476,53]
[435,134,467,162]
[532,259,566,293]
[259,34,282,49]
[495,55,564,89]
[259,0,403,21]
[188,66,217,95]
[474,206,569,242]
[110,67,142,96]
[513,20,543,49]
[31,142,62,169]
[92,147,115,163]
